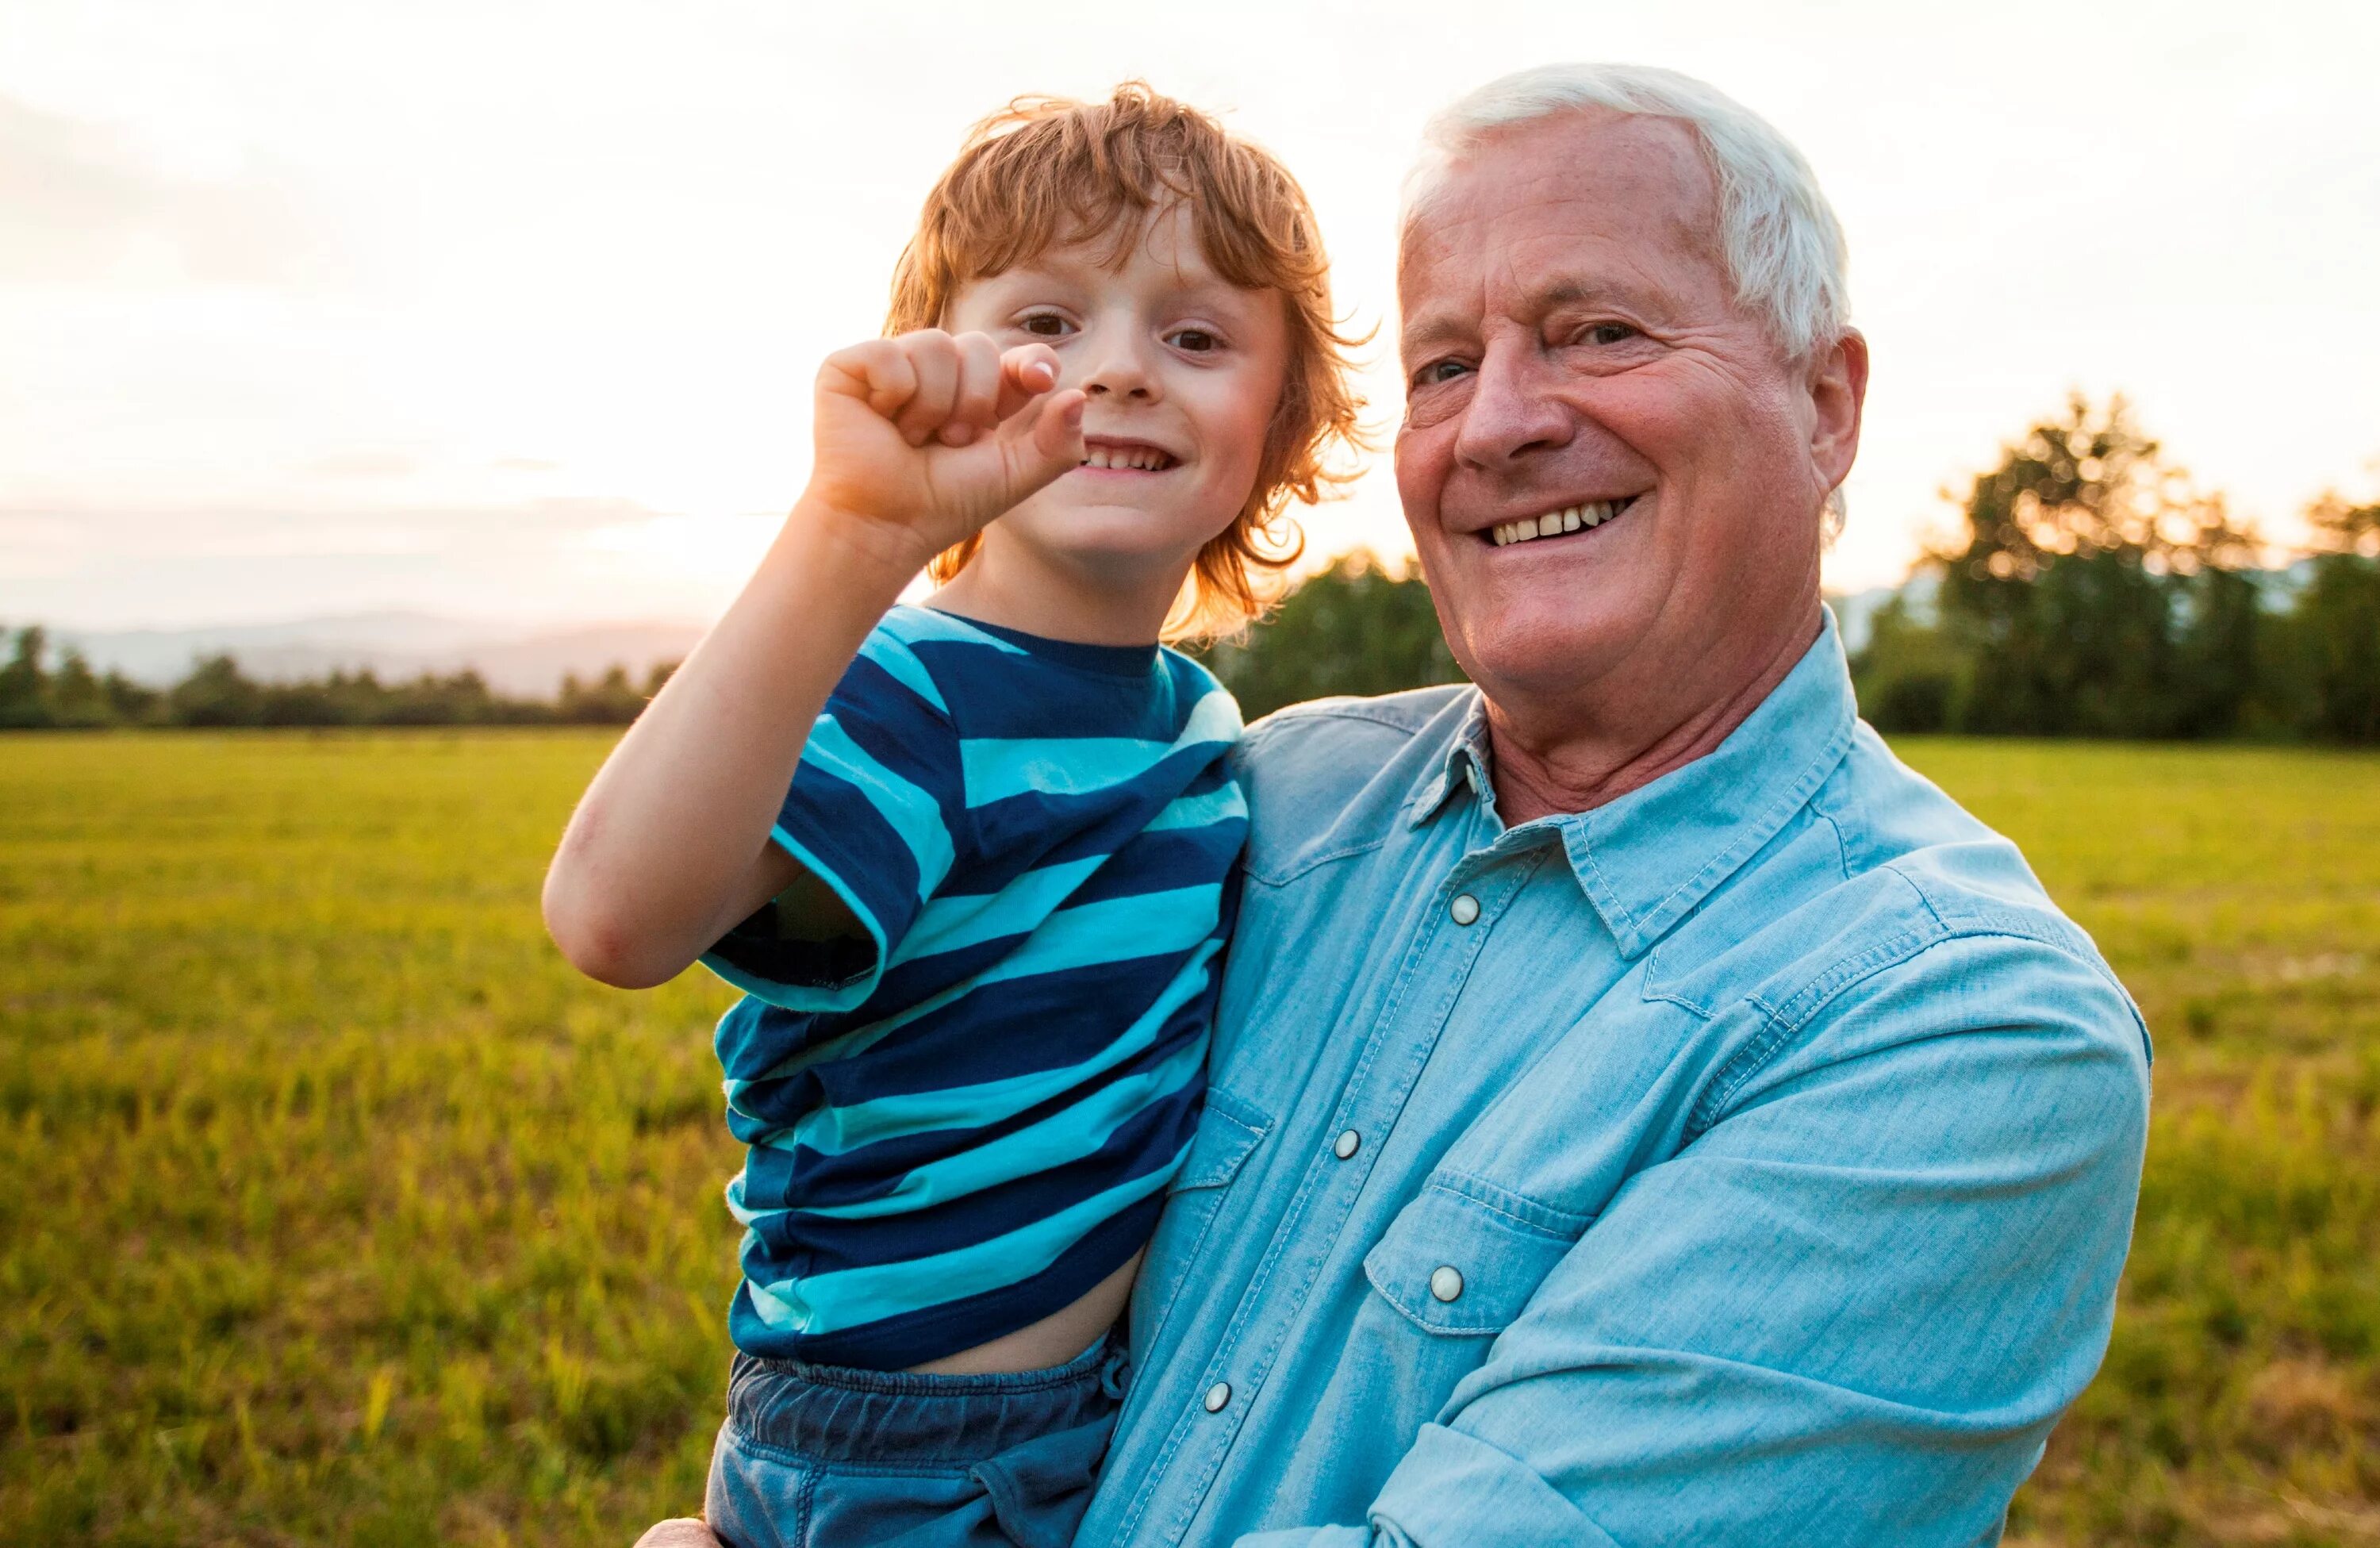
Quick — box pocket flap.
[1169,1087,1269,1193]
[1363,1180,1580,1336]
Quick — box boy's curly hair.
[887,83,1367,640]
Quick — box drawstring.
[1098,1342,1132,1401]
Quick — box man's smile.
[1481,493,1649,547]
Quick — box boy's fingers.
[820,339,916,419]
[939,332,1004,447]
[1020,388,1088,478]
[993,344,1062,422]
[891,332,960,447]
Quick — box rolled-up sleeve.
[1241,929,2152,1548]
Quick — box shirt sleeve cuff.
[1364,1423,1625,1548]
[697,823,892,1013]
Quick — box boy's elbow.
[542,872,682,990]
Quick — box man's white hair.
[1405,63,1855,529]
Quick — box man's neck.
[1485,607,1824,826]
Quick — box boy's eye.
[1018,313,1074,338]
[1166,328,1220,353]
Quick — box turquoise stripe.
[741,1158,1182,1334]
[877,605,1029,656]
[856,633,946,713]
[1146,782,1249,833]
[781,938,1219,1157]
[723,883,1223,1104]
[885,855,1104,969]
[794,1023,1207,1216]
[959,688,1242,806]
[803,713,956,899]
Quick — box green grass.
[2,732,2377,1546]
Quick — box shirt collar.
[1404,609,1857,959]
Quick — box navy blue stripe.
[737,1018,1200,1208]
[727,954,1208,1126]
[731,1189,1167,1369]
[743,1090,1196,1273]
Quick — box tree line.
[0,641,674,729]
[6,394,2374,740]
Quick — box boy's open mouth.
[1483,494,1647,547]
[1078,437,1179,472]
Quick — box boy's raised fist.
[805,329,1086,563]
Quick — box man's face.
[1395,110,1857,716]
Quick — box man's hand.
[803,329,1087,570]
[631,1519,721,1548]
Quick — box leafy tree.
[1199,552,1466,720]
[0,627,52,728]
[2278,494,2380,743]
[1917,395,2262,739]
[167,655,267,727]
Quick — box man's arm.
[1239,930,2151,1548]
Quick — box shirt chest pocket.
[1362,1178,1583,1338]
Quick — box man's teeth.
[1489,500,1627,547]
[1081,445,1173,471]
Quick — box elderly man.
[647,62,2148,1548]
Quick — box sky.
[5,0,2377,631]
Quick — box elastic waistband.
[724,1335,1129,1465]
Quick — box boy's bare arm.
[542,333,1084,989]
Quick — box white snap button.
[1429,1266,1464,1303]
[1203,1381,1232,1413]
[1449,893,1480,926]
[1334,1129,1361,1160]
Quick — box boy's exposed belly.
[905,1250,1144,1374]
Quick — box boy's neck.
[927,538,1189,647]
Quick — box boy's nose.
[1079,334,1161,402]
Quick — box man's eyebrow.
[1535,276,1653,313]
[1401,277,1664,355]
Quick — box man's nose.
[1453,342,1572,470]
[1078,325,1161,402]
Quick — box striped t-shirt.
[701,604,1247,1369]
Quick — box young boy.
[543,85,1361,1547]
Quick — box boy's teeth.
[1491,499,1627,547]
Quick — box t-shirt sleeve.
[700,628,966,1013]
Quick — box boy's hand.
[803,329,1086,569]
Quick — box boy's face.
[944,203,1289,579]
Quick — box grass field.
[2,732,2376,1546]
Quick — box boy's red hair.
[887,83,1366,639]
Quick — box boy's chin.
[1003,501,1224,568]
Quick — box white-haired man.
[643,63,2149,1548]
[1073,64,2146,1546]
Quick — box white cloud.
[0,93,336,288]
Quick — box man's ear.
[1807,328,1868,497]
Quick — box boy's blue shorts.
[704,1334,1129,1548]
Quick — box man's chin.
[1449,597,1649,703]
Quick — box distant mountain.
[46,613,707,697]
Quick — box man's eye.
[1167,328,1220,353]
[1583,322,1639,346]
[1415,359,1471,386]
[1019,313,1073,338]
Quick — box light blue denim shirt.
[1079,613,2151,1548]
